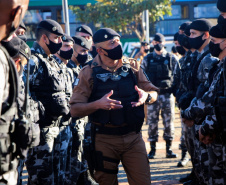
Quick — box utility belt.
[93,122,141,135]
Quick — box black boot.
[177,148,189,167]
[148,142,156,159]
[166,140,177,158]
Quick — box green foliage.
[70,0,172,41]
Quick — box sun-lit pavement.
[118,107,192,185]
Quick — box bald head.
[0,0,29,41]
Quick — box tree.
[70,0,172,42]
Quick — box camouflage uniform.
[66,60,87,184]
[0,47,19,185]
[182,54,222,184]
[25,42,70,185]
[198,61,226,185]
[142,50,178,142]
[172,54,190,165]
[178,50,199,171]
[53,56,73,185]
[17,71,41,185]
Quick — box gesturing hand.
[131,85,148,107]
[98,90,123,110]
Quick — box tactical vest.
[189,50,210,92]
[180,51,194,91]
[31,52,69,121]
[67,60,81,88]
[146,52,173,89]
[0,46,19,175]
[20,76,41,124]
[88,61,144,126]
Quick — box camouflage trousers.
[179,112,187,149]
[65,118,87,185]
[26,126,59,185]
[147,93,175,142]
[54,125,72,185]
[184,125,195,163]
[208,140,225,185]
[193,125,210,185]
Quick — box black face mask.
[17,34,27,43]
[182,36,192,49]
[176,46,186,55]
[1,37,20,57]
[46,38,62,54]
[59,48,73,60]
[102,44,123,60]
[189,34,206,50]
[76,53,88,66]
[154,43,164,51]
[218,15,226,34]
[144,49,149,53]
[209,41,222,57]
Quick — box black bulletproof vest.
[0,46,19,175]
[0,47,18,129]
[188,50,210,92]
[31,52,69,120]
[180,51,194,91]
[88,62,144,126]
[146,52,172,89]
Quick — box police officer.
[53,34,74,185]
[75,25,97,58]
[171,46,180,59]
[6,38,41,185]
[172,30,189,168]
[25,19,70,185]
[15,21,27,42]
[66,36,95,184]
[134,41,150,63]
[174,32,186,58]
[141,33,178,159]
[0,0,29,184]
[181,25,226,185]
[181,19,222,185]
[178,22,192,35]
[217,0,226,35]
[70,28,159,185]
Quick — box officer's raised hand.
[98,90,123,110]
[131,85,149,107]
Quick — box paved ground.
[118,107,192,185]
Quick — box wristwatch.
[145,93,152,104]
